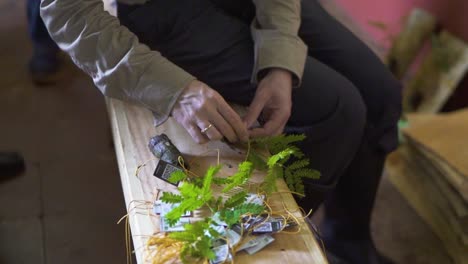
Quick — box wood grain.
[405,145,468,242]
[386,148,468,264]
[402,110,468,201]
[106,98,328,264]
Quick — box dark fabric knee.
[367,73,402,155]
[285,71,366,187]
[290,79,366,212]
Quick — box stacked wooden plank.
[386,109,468,264]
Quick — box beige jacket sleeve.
[252,0,307,87]
[40,0,196,126]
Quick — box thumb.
[243,94,266,129]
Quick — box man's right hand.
[171,80,249,144]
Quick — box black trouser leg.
[297,1,402,262]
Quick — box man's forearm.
[40,0,195,125]
[251,0,307,87]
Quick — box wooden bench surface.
[106,98,328,264]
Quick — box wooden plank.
[405,145,468,242]
[403,110,468,183]
[386,8,437,79]
[106,98,328,264]
[411,144,468,222]
[409,139,468,203]
[386,148,468,264]
[403,31,468,113]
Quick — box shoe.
[0,152,25,183]
[29,46,60,85]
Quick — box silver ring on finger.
[200,123,213,134]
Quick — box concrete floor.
[0,1,451,264]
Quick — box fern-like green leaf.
[201,165,220,200]
[160,192,184,204]
[287,145,304,158]
[178,182,201,198]
[270,134,306,154]
[213,177,229,185]
[295,181,305,195]
[165,198,204,226]
[197,236,216,260]
[165,172,217,226]
[247,150,268,171]
[168,170,187,184]
[294,168,321,180]
[253,134,306,154]
[288,159,310,170]
[262,166,281,194]
[224,191,247,208]
[208,196,224,211]
[169,220,216,261]
[280,134,306,144]
[219,203,264,226]
[222,161,253,193]
[203,165,221,184]
[284,168,295,192]
[267,148,295,167]
[282,157,320,195]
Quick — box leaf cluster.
[252,134,306,155]
[221,161,253,193]
[168,219,220,263]
[284,159,320,194]
[157,134,319,262]
[160,166,220,226]
[219,203,264,227]
[249,134,320,195]
[160,163,258,261]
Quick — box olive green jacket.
[40,0,307,125]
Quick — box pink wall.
[334,0,468,51]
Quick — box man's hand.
[172,80,249,144]
[243,69,293,137]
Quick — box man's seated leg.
[297,1,402,263]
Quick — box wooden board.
[386,8,436,79]
[409,140,468,205]
[405,145,468,242]
[402,31,468,113]
[404,110,468,180]
[106,98,328,264]
[386,148,468,264]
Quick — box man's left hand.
[243,68,293,138]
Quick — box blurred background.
[0,0,466,263]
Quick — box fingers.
[249,109,289,138]
[217,99,249,142]
[209,115,237,142]
[243,91,267,129]
[181,119,224,144]
[171,80,250,143]
[184,122,209,144]
[196,120,223,141]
